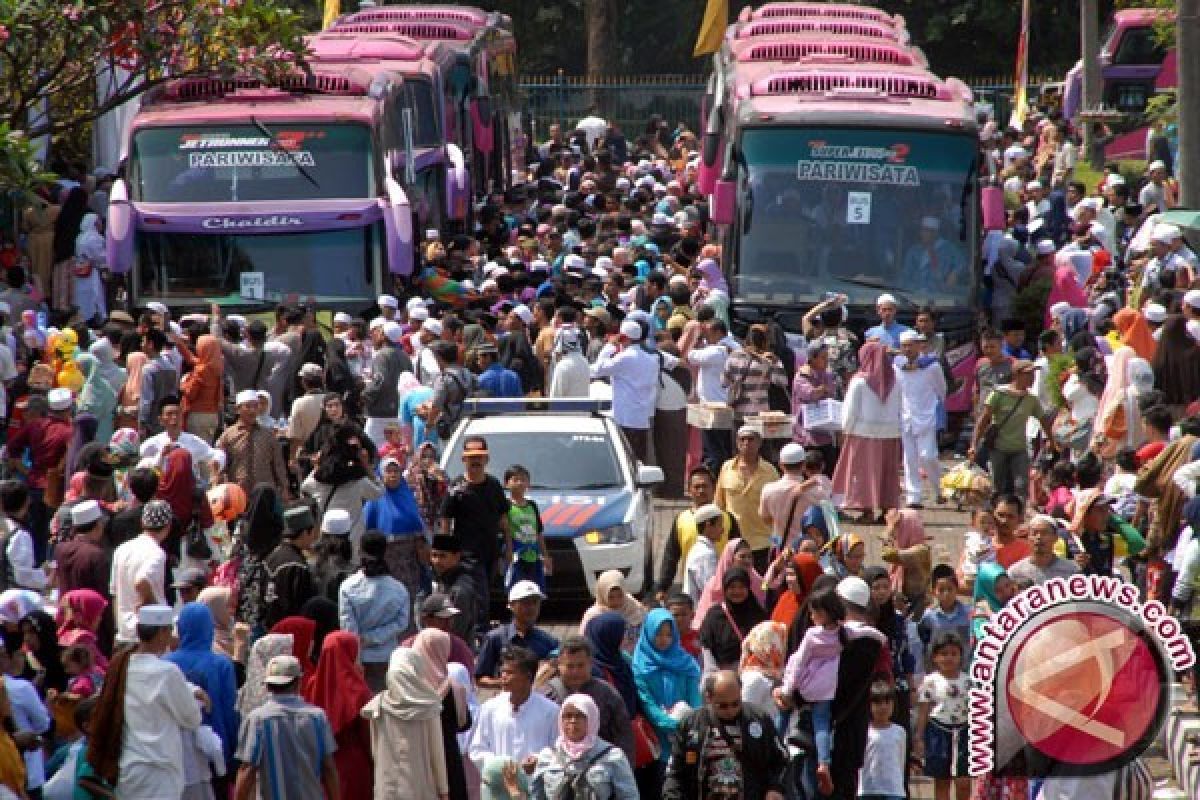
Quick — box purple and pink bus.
[1063,8,1173,120]
[328,5,525,197]
[106,68,415,312]
[699,3,980,344]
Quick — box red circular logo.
[1004,611,1163,766]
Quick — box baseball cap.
[462,439,489,457]
[837,576,870,609]
[420,593,461,618]
[779,443,807,465]
[264,655,303,685]
[693,503,723,525]
[171,567,208,590]
[509,580,546,603]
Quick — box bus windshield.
[130,123,375,203]
[733,126,977,310]
[135,225,380,306]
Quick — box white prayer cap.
[1189,319,1200,343]
[619,319,643,340]
[480,279,499,292]
[407,296,427,312]
[1104,173,1126,189]
[595,256,613,272]
[71,500,103,527]
[322,509,353,536]
[333,311,353,325]
[513,305,535,326]
[1184,290,1200,310]
[48,388,73,411]
[1080,197,1102,211]
[531,259,550,272]
[146,301,169,316]
[1049,301,1073,318]
[898,330,925,344]
[1025,180,1043,191]
[1036,239,1057,256]
[920,216,940,230]
[1148,160,1167,173]
[408,306,429,322]
[1144,303,1167,323]
[417,318,440,337]
[564,254,587,272]
[138,604,174,627]
[876,293,897,307]
[235,389,259,406]
[1152,224,1181,243]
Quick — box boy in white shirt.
[682,503,725,603]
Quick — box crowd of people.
[0,103,1193,800]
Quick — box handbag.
[631,714,661,767]
[982,392,1027,451]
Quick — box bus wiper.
[837,277,921,310]
[251,117,319,189]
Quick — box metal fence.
[519,73,1063,141]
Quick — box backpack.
[553,743,613,800]
[435,368,472,440]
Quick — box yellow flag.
[322,0,341,30]
[693,0,728,58]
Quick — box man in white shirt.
[110,500,172,645]
[415,317,444,386]
[113,604,206,799]
[894,332,947,509]
[468,645,559,781]
[138,394,214,486]
[687,316,741,470]
[591,318,677,464]
[3,661,50,797]
[1024,180,1051,220]
[682,503,724,602]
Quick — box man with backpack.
[428,340,477,440]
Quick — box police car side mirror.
[636,464,665,486]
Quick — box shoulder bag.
[982,392,1027,451]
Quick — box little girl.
[957,508,997,593]
[782,587,846,797]
[914,631,971,800]
[1043,460,1076,518]
[63,645,104,698]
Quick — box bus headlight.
[583,524,634,545]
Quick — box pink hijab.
[693,538,765,631]
[1044,260,1088,327]
[888,510,927,592]
[557,693,601,761]
[857,340,895,402]
[1095,346,1135,440]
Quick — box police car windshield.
[448,431,622,491]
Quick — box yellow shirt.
[715,457,780,552]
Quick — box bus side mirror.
[382,176,414,276]
[445,143,469,221]
[106,178,134,274]
[981,185,1005,231]
[711,180,736,226]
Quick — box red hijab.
[770,552,825,631]
[57,589,109,670]
[270,616,317,682]
[857,340,895,402]
[303,631,372,735]
[157,448,197,524]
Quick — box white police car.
[440,399,663,599]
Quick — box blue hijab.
[363,464,425,535]
[584,611,638,716]
[632,608,700,680]
[165,603,239,763]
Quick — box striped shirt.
[721,349,788,416]
[236,694,337,800]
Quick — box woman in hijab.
[631,608,701,780]
[1060,346,1106,459]
[157,447,208,557]
[769,551,825,634]
[270,616,317,688]
[582,612,638,718]
[1042,254,1089,328]
[301,596,340,661]
[75,353,117,444]
[361,647,448,800]
[301,424,384,546]
[119,350,147,427]
[51,187,87,312]
[989,234,1028,324]
[1112,307,1156,361]
[88,338,126,397]
[21,610,67,694]
[164,603,239,778]
[530,694,639,800]
[64,412,98,479]
[833,340,902,523]
[197,587,236,663]
[57,588,109,670]
[233,483,284,632]
[880,508,932,605]
[411,628,470,800]
[693,537,766,630]
[1152,316,1200,416]
[698,566,767,673]
[578,570,645,654]
[323,337,361,421]
[305,631,374,799]
[1093,346,1140,457]
[829,533,866,580]
[362,455,426,601]
[72,212,107,323]
[738,620,787,709]
[237,633,292,717]
[182,335,224,444]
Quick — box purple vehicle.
[106,69,415,312]
[1063,8,1173,120]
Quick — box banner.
[322,0,340,30]
[1009,0,1031,130]
[692,0,728,58]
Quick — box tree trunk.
[585,0,620,77]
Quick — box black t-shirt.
[440,475,510,563]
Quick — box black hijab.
[699,566,767,669]
[23,610,67,694]
[300,596,340,660]
[241,483,284,558]
[53,187,88,263]
[1152,316,1200,405]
